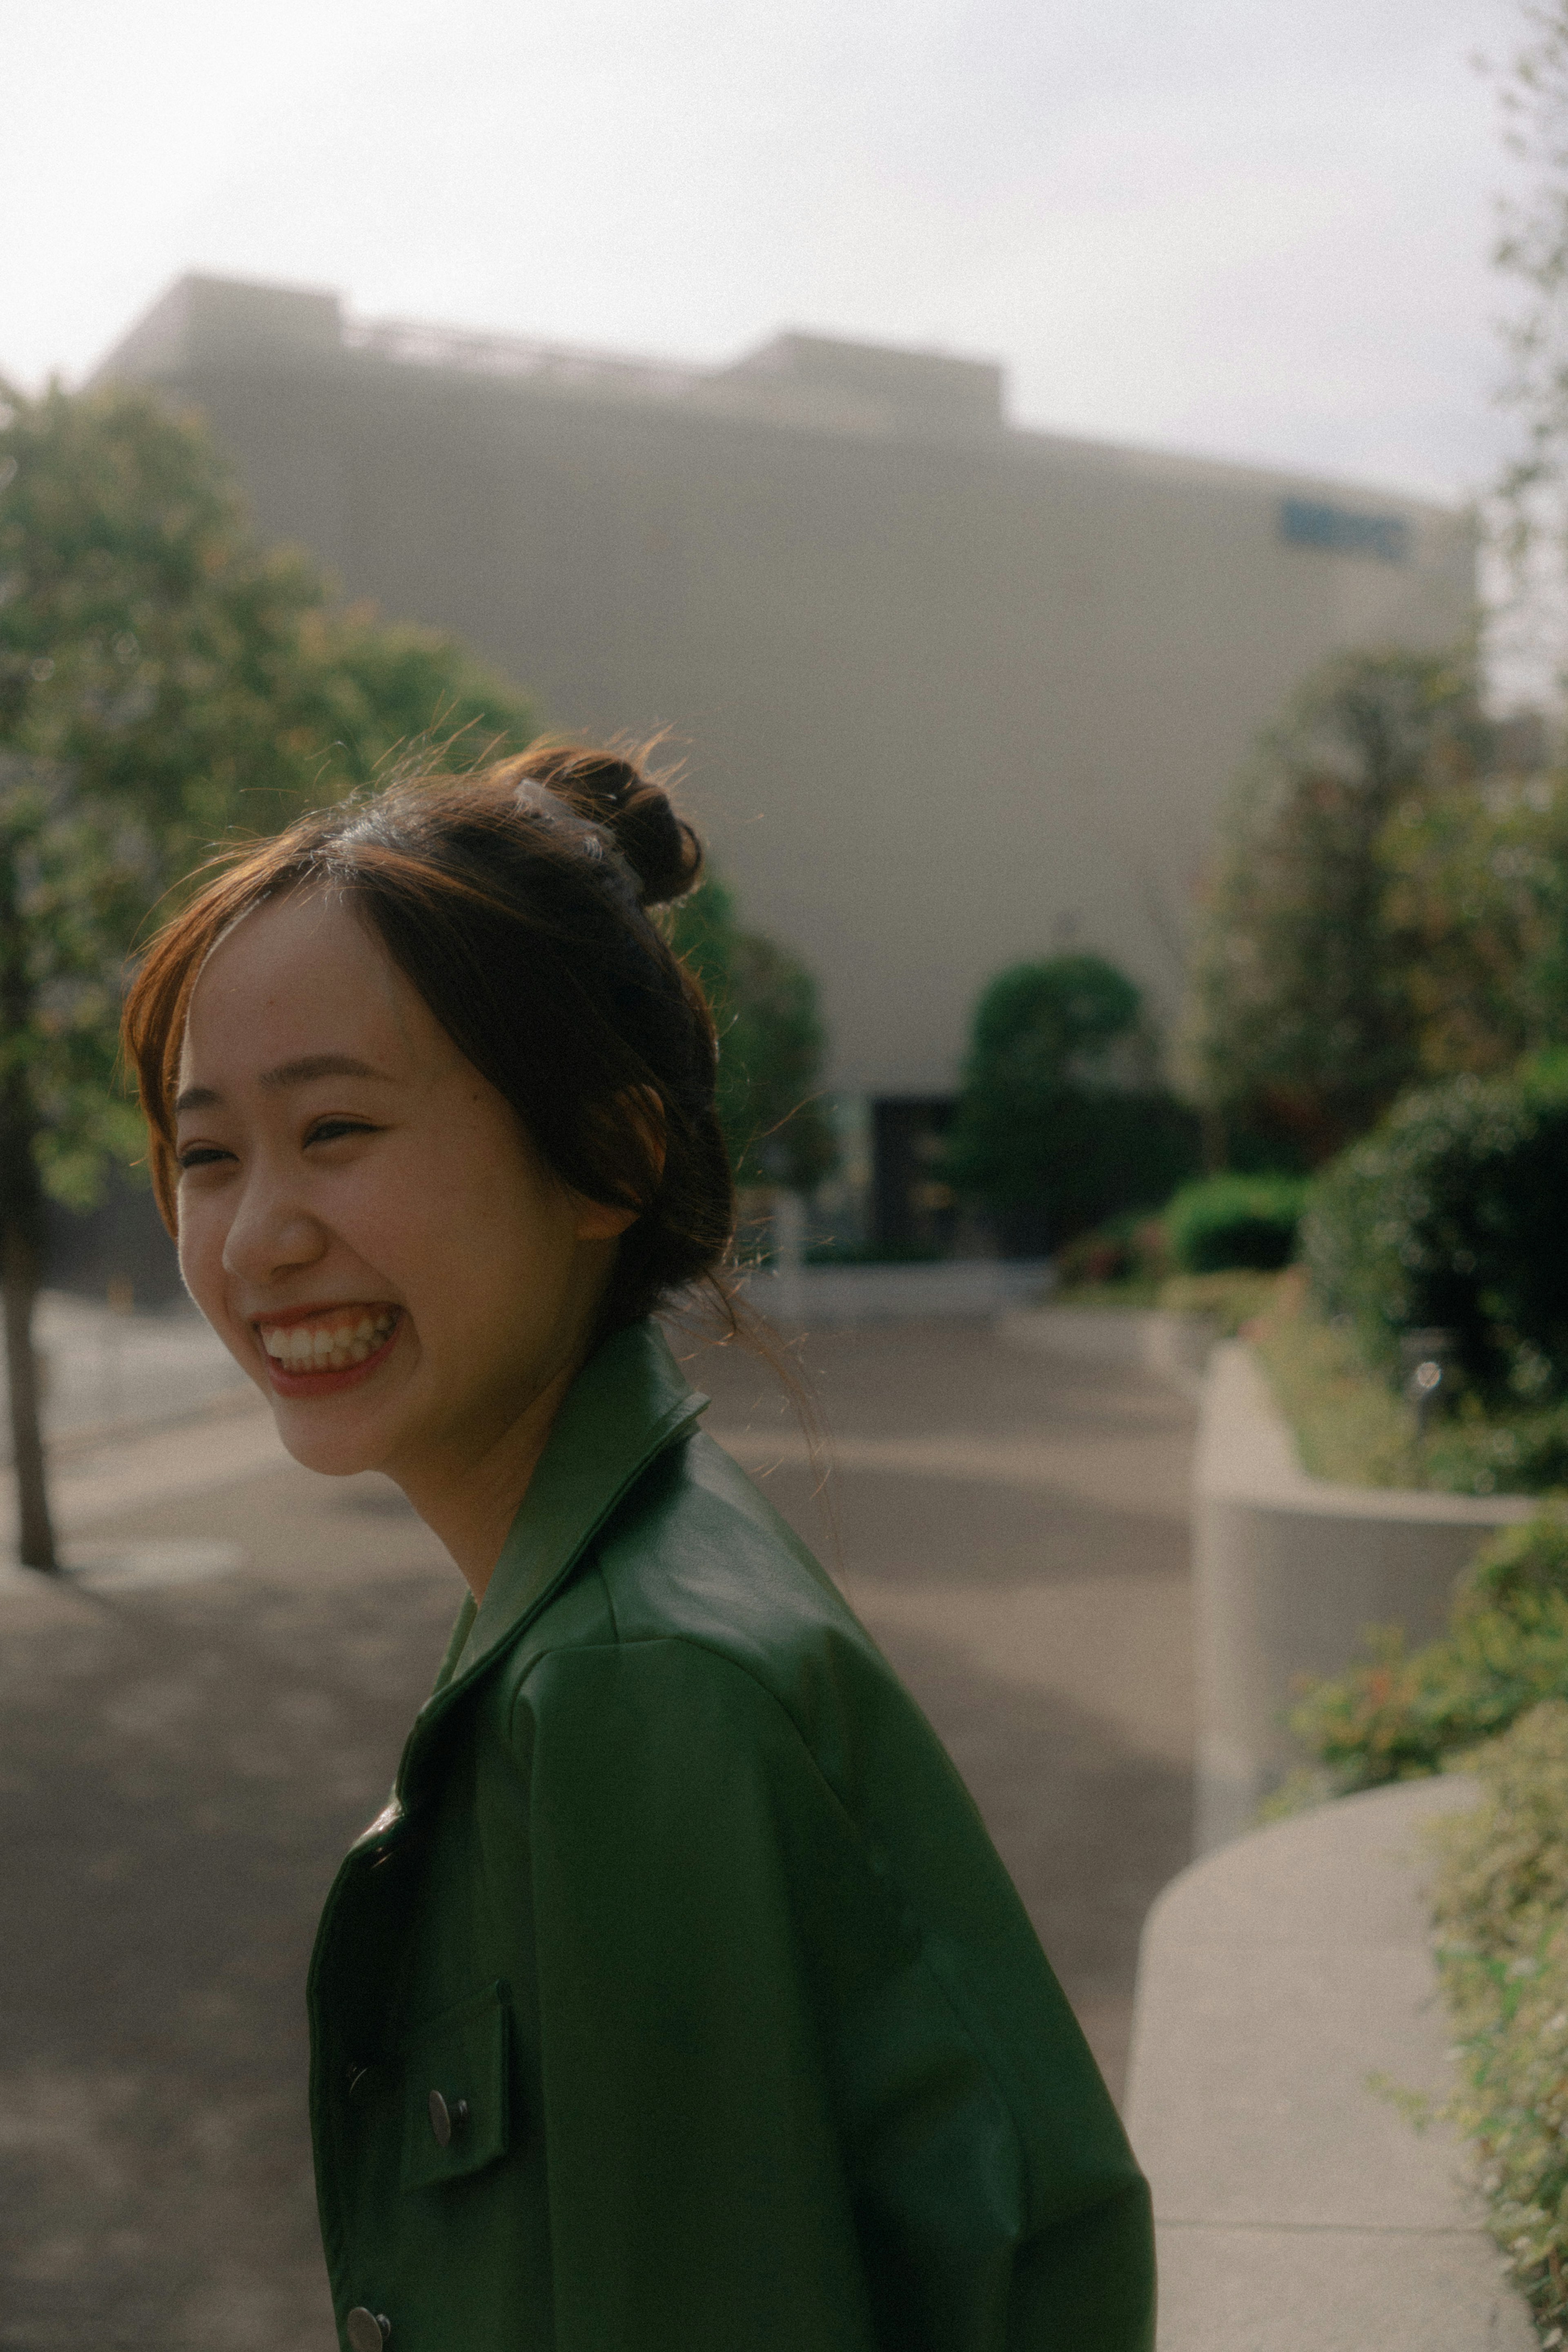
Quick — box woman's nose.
[220,1165,327,1283]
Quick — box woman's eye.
[177,1145,231,1171]
[307,1119,379,1146]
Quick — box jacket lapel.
[389,1319,708,1808]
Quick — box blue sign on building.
[1278,497,1410,564]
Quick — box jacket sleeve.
[513,1634,1154,2352]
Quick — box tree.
[944,953,1200,1251]
[310,602,539,781]
[665,877,838,1192]
[1184,649,1487,1166]
[0,377,535,1569]
[1381,736,1568,1077]
[1488,4,1568,607]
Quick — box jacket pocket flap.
[400,1980,512,2192]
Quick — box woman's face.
[175,887,631,1502]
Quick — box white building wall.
[94,275,1476,1099]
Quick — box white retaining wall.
[743,1257,1050,1326]
[1194,1343,1535,1851]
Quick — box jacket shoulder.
[596,1429,861,1657]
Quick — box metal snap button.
[346,2311,391,2350]
[428,2088,470,2147]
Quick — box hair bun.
[512,742,702,907]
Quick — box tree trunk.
[2,1217,56,1570]
[0,801,58,1572]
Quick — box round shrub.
[1164,1173,1311,1273]
[1303,1050,1568,1398]
[1456,1512,1568,1619]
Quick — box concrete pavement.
[1128,1777,1534,2350]
[0,1315,1195,2348]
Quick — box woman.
[123,745,1155,2352]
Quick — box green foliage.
[1488,0,1568,593]
[1186,649,1484,1165]
[0,375,536,1230]
[1164,1173,1310,1273]
[312,602,536,782]
[964,955,1145,1078]
[1382,761,1568,1083]
[1303,1050,1568,1400]
[664,876,837,1193]
[1251,1274,1423,1486]
[1424,1701,1568,2339]
[1286,1514,1568,1796]
[1462,1514,1568,1618]
[1156,1269,1283,1336]
[1423,1405,1568,1500]
[944,954,1201,1246]
[1054,1211,1170,1293]
[1246,1273,1568,1497]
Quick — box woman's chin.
[269,1397,395,1481]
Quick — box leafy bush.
[1424,1701,1568,2339]
[1250,1271,1421,1486]
[1053,1211,1170,1291]
[1157,1269,1285,1337]
[1245,1273,1568,1496]
[1304,1050,1568,1400]
[1165,1173,1310,1273]
[1183,648,1483,1165]
[1285,1514,1568,1796]
[945,956,1202,1247]
[666,878,837,1192]
[1423,1405,1568,1498]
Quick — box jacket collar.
[383,1318,708,1819]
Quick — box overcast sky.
[3,0,1526,505]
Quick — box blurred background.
[7,2,1568,2346]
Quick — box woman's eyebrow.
[259,1053,392,1090]
[174,1054,393,1114]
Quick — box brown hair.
[122,742,737,1335]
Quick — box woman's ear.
[571,1086,667,1242]
[624,1084,668,1187]
[574,1196,641,1242]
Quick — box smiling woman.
[163,878,647,1575]
[119,744,1154,2352]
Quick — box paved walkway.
[0,1317,1195,2349]
[5,1293,248,1465]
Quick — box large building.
[94,272,1474,1242]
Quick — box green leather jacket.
[308,1320,1156,2351]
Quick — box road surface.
[0,1312,1194,2349]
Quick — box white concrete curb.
[741,1257,1051,1326]
[1126,1777,1533,2352]
[999,1304,1214,1399]
[1194,1344,1535,1850]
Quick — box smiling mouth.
[256,1305,400,1375]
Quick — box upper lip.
[249,1302,399,1329]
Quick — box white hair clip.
[512,776,645,905]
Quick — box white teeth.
[260,1309,396,1370]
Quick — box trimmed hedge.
[1164,1173,1310,1273]
[1287,1519,1568,2336]
[1425,1703,1568,2341]
[1054,1211,1169,1290]
[1303,1049,1568,1400]
[1284,1513,1568,1796]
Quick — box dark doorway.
[870,1097,957,1257]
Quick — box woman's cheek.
[177,1197,227,1331]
